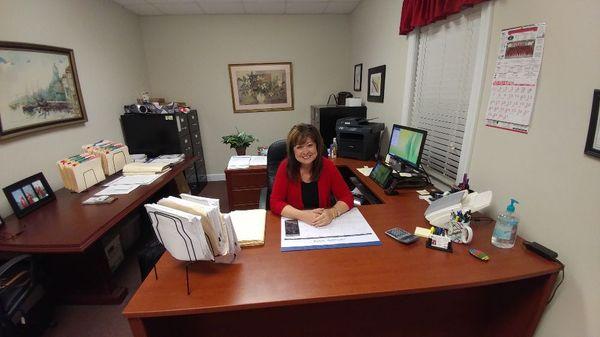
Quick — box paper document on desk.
[104,173,163,186]
[227,156,251,169]
[230,209,266,247]
[357,167,372,176]
[280,208,381,252]
[249,156,267,166]
[95,184,138,195]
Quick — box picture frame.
[354,63,363,91]
[228,62,294,113]
[584,89,600,158]
[3,172,55,219]
[0,41,87,140]
[367,65,386,103]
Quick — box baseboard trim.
[207,174,225,182]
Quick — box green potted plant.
[222,129,258,155]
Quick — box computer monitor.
[387,124,427,170]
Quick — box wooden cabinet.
[225,166,266,210]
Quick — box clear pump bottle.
[491,199,519,248]
[331,138,338,159]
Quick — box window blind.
[409,10,481,184]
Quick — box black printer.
[335,117,384,160]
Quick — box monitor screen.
[369,161,392,188]
[387,124,427,169]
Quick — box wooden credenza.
[225,166,267,210]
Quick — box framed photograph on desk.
[584,89,600,158]
[3,172,55,218]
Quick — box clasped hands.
[299,208,336,227]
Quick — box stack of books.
[82,140,132,176]
[57,154,106,193]
[122,162,172,175]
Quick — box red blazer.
[270,157,354,215]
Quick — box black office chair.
[259,140,287,210]
[0,254,52,337]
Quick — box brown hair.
[286,124,325,182]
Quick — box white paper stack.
[229,209,266,247]
[227,156,251,169]
[148,154,185,165]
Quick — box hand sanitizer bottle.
[331,138,338,159]
[492,199,519,248]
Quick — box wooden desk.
[124,158,560,337]
[224,165,267,210]
[0,157,196,304]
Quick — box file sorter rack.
[147,210,232,295]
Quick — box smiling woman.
[270,124,353,227]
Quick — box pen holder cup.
[447,220,473,244]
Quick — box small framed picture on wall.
[367,65,386,103]
[354,64,362,91]
[584,89,600,158]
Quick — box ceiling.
[113,0,361,16]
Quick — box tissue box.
[346,97,362,107]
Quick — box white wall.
[350,0,408,149]
[0,0,149,217]
[139,15,351,176]
[351,0,600,336]
[469,0,600,336]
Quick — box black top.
[301,181,319,209]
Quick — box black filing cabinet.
[120,110,207,191]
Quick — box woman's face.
[293,137,317,167]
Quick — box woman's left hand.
[312,208,335,227]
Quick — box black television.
[386,124,427,171]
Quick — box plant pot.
[235,147,247,155]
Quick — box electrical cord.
[418,164,432,185]
[547,259,565,304]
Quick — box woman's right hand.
[297,209,321,224]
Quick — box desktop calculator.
[385,227,419,244]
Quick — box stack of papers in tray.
[229,209,266,247]
[148,154,185,165]
[280,208,380,252]
[144,194,240,263]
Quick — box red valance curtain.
[399,0,490,35]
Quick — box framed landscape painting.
[0,41,87,140]
[228,62,294,113]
